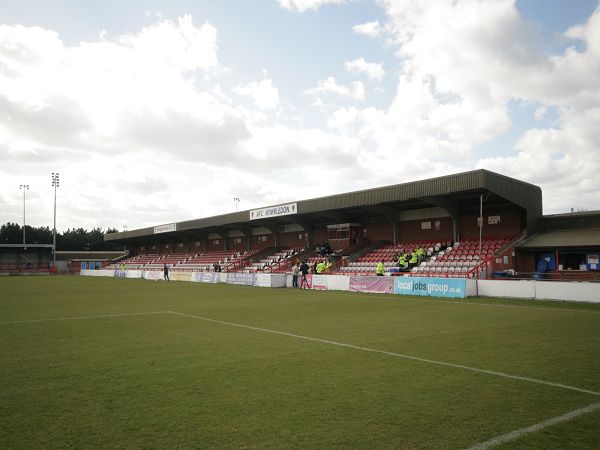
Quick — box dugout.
[105,169,542,265]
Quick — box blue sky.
[1,0,599,231]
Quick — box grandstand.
[104,169,599,281]
[0,244,53,274]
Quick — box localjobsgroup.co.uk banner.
[393,277,466,298]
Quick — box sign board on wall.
[421,221,432,230]
[194,272,219,283]
[349,276,393,294]
[154,223,177,234]
[393,277,466,298]
[250,203,297,220]
[311,275,328,290]
[227,273,256,286]
[488,215,501,225]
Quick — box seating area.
[356,240,443,264]
[246,248,304,272]
[104,237,513,277]
[339,240,440,275]
[338,237,513,277]
[175,251,241,271]
[108,251,247,271]
[107,254,160,269]
[409,237,512,277]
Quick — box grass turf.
[1,276,599,449]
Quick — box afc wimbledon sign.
[153,223,177,234]
[250,203,297,220]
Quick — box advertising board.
[227,272,256,286]
[349,275,393,294]
[393,277,466,298]
[193,272,219,283]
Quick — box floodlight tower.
[52,173,60,266]
[19,184,29,245]
[234,197,240,212]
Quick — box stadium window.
[328,224,349,240]
[558,251,587,271]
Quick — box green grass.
[1,276,599,449]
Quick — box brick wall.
[398,217,453,242]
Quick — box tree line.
[0,222,123,251]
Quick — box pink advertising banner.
[349,275,393,294]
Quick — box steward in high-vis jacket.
[316,261,326,274]
[398,255,408,271]
[376,261,385,276]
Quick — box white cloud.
[533,106,547,121]
[234,78,280,110]
[2,2,600,233]
[0,17,253,229]
[352,20,382,38]
[305,76,365,102]
[278,0,347,13]
[345,57,385,81]
[366,0,600,213]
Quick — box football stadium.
[2,169,599,449]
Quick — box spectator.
[376,260,384,276]
[299,260,310,289]
[408,252,418,268]
[292,262,299,288]
[316,260,326,274]
[163,263,170,281]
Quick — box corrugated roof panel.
[519,229,600,248]
[106,169,543,241]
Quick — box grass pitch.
[1,276,599,449]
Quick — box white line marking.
[464,402,600,450]
[422,300,600,314]
[340,292,600,314]
[166,311,600,397]
[0,311,170,325]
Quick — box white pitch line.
[464,402,600,450]
[0,311,170,325]
[166,311,600,397]
[425,299,600,314]
[341,292,600,314]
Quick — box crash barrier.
[80,270,599,302]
